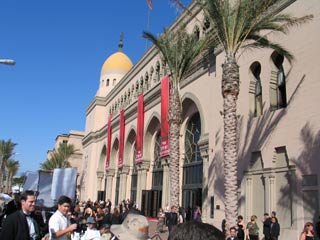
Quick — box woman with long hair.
[300,222,315,240]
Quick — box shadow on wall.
[207,72,307,217]
[278,123,320,224]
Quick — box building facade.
[80,0,320,238]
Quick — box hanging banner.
[118,110,125,168]
[160,76,170,157]
[105,114,112,171]
[136,94,144,164]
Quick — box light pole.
[0,59,16,65]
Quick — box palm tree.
[5,160,19,192]
[143,26,208,206]
[0,139,17,191]
[40,142,77,171]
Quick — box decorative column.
[161,157,170,208]
[268,175,276,213]
[96,171,104,191]
[245,176,252,222]
[105,169,115,203]
[199,134,209,222]
[119,165,130,203]
[136,161,150,209]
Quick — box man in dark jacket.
[0,190,40,240]
[263,213,272,240]
[166,206,178,233]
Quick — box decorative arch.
[249,61,263,117]
[270,51,287,110]
[98,145,107,170]
[110,138,119,169]
[144,115,161,162]
[181,92,206,134]
[124,128,136,166]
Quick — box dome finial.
[118,32,124,52]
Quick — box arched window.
[156,61,161,82]
[249,62,263,117]
[193,25,200,41]
[113,78,117,86]
[183,112,203,210]
[270,52,287,110]
[106,79,110,86]
[184,113,202,164]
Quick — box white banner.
[51,168,77,201]
[22,171,39,192]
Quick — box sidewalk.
[148,219,169,240]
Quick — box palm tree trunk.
[0,164,5,192]
[222,56,240,231]
[168,87,182,207]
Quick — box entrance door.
[182,188,202,209]
[141,190,162,217]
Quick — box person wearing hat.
[110,213,149,240]
[80,216,100,240]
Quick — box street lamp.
[0,59,16,65]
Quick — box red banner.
[160,76,170,157]
[136,94,144,164]
[105,114,112,171]
[118,110,125,168]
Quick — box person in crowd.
[111,207,121,224]
[237,224,245,240]
[263,213,272,240]
[237,215,246,240]
[157,208,166,233]
[246,215,259,240]
[315,216,320,240]
[120,205,128,223]
[168,221,224,240]
[100,224,112,240]
[5,192,21,215]
[166,205,179,233]
[300,222,315,240]
[80,216,100,240]
[106,199,112,213]
[227,227,238,240]
[110,213,149,240]
[84,207,94,220]
[193,206,202,222]
[48,195,77,239]
[270,216,280,240]
[102,207,112,225]
[0,190,40,240]
[95,207,104,229]
[185,207,192,222]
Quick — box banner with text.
[160,76,170,157]
[106,114,112,171]
[118,110,125,168]
[136,94,144,164]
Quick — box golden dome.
[101,51,133,72]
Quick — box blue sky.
[0,0,191,174]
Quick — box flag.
[160,76,170,157]
[136,94,144,164]
[147,0,153,10]
[118,110,125,168]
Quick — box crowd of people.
[1,191,320,240]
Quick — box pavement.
[148,219,169,240]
